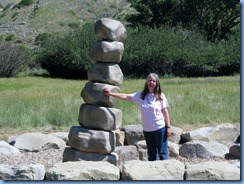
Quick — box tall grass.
[0,76,240,134]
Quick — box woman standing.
[103,73,171,161]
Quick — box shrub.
[120,25,240,78]
[16,0,34,8]
[5,34,16,42]
[35,23,96,79]
[0,42,30,77]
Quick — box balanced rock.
[68,126,116,154]
[78,104,122,131]
[89,40,124,63]
[63,147,118,165]
[81,81,120,107]
[94,18,127,42]
[88,62,123,86]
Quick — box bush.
[120,25,240,78]
[35,24,239,79]
[0,42,30,77]
[5,34,16,42]
[16,0,34,8]
[35,23,96,79]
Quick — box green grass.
[0,76,240,137]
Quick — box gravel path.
[0,148,65,170]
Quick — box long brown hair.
[140,73,163,100]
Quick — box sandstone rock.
[78,103,122,131]
[168,126,183,143]
[89,40,124,63]
[115,145,139,171]
[168,141,180,157]
[122,160,185,180]
[208,123,239,146]
[0,141,21,155]
[81,81,120,107]
[88,62,123,86]
[13,132,66,152]
[94,18,127,42]
[46,161,120,180]
[185,161,240,180]
[122,124,144,145]
[179,140,229,159]
[113,129,125,146]
[181,127,213,142]
[0,163,45,180]
[63,147,118,165]
[181,124,239,146]
[49,132,69,143]
[136,140,148,161]
[68,126,116,154]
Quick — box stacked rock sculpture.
[63,18,127,165]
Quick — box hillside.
[0,0,133,49]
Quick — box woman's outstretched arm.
[103,87,132,102]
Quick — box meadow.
[0,76,240,139]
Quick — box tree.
[126,0,180,27]
[178,0,240,42]
[126,0,240,42]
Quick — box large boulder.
[185,161,240,180]
[81,81,120,107]
[46,161,120,180]
[114,145,139,171]
[0,163,45,180]
[13,132,66,152]
[94,18,127,42]
[89,40,124,63]
[0,141,21,155]
[122,160,185,180]
[88,62,123,86]
[122,124,144,145]
[62,147,118,165]
[78,104,122,131]
[68,126,116,154]
[179,140,229,159]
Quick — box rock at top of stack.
[94,18,127,42]
[89,18,126,63]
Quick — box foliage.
[120,25,240,78]
[35,23,96,79]
[126,0,240,42]
[0,42,31,77]
[5,34,16,42]
[177,0,240,42]
[15,0,35,8]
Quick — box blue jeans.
[143,126,168,161]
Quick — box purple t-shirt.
[129,92,169,132]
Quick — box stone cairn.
[63,18,127,165]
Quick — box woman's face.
[147,76,157,92]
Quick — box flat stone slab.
[122,160,185,180]
[46,161,120,180]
